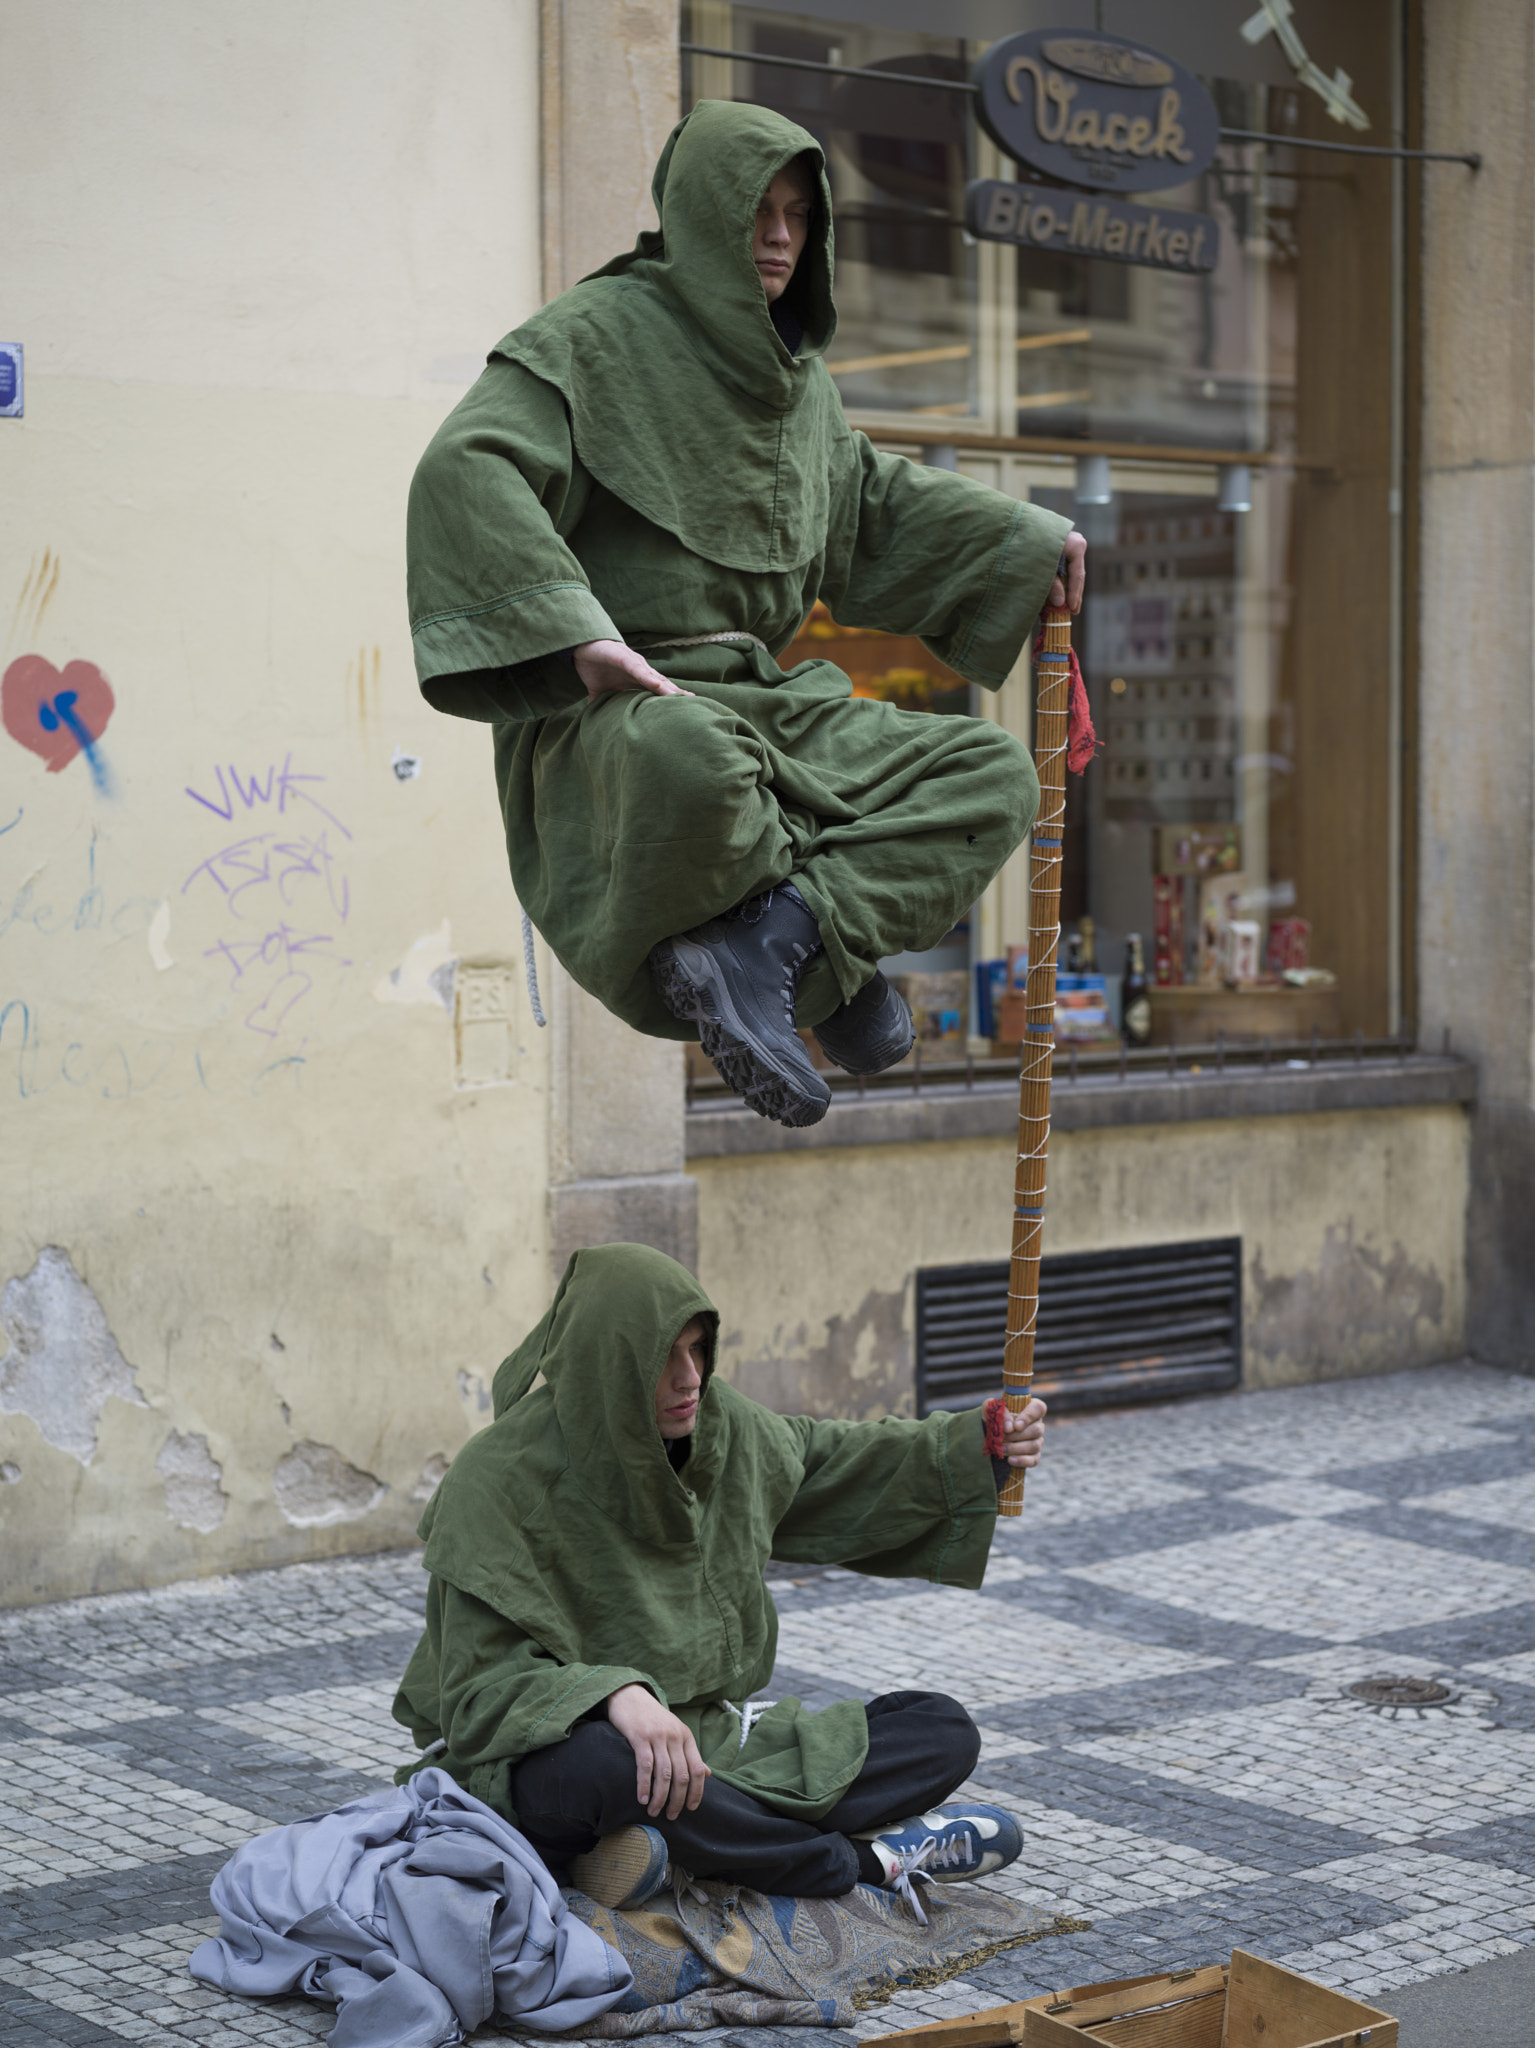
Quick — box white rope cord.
[1008,693,1066,1339]
[720,1697,778,1752]
[520,907,547,1028]
[636,630,770,653]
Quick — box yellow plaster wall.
[696,1107,1469,1418]
[1,0,550,1605]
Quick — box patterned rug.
[564,1878,1075,2035]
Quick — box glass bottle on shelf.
[1078,915,1098,972]
[1122,933,1152,1045]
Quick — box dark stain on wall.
[1249,1225,1450,1384]
[727,1285,913,1419]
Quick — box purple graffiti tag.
[181,829,349,923]
[203,924,352,1041]
[185,752,352,838]
[182,753,356,1051]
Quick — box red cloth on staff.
[1033,622,1099,775]
[983,1396,1008,1460]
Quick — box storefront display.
[684,1,1402,1047]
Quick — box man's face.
[655,1316,709,1439]
[753,163,814,304]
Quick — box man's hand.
[1001,1395,1047,1470]
[1049,533,1087,615]
[573,639,694,703]
[607,1682,711,1820]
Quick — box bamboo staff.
[998,606,1072,1516]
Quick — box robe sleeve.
[391,1578,663,1814]
[818,433,1075,689]
[768,1406,997,1590]
[406,358,619,722]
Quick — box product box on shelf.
[1153,874,1186,985]
[891,970,968,1054]
[1053,973,1119,1045]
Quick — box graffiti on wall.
[181,753,355,1044]
[1,747,358,1099]
[2,656,116,795]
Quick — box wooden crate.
[865,1951,1396,2048]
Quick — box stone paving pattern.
[3,1361,1534,2045]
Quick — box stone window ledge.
[683,1053,1477,1159]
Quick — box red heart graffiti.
[2,655,116,773]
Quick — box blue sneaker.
[568,1824,670,1909]
[860,1803,1023,1924]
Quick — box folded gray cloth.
[188,1766,632,2048]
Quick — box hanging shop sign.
[973,28,1220,193]
[965,29,1221,273]
[965,179,1217,275]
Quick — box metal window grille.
[915,1239,1242,1415]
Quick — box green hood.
[494,99,850,574]
[485,1242,720,1545]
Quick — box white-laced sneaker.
[860,1803,1023,1924]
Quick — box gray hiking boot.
[650,886,831,1128]
[812,970,915,1075]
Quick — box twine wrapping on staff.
[998,607,1082,1517]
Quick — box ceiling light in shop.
[1217,463,1253,513]
[1074,453,1113,505]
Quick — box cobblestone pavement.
[3,1361,1534,2046]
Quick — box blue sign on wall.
[0,345,23,419]
[974,29,1221,195]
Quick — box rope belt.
[634,630,769,654]
[720,1697,778,1752]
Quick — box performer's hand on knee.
[607,1682,711,1819]
[1049,533,1087,615]
[573,639,695,702]
[1001,1395,1047,1470]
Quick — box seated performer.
[393,1243,1046,1916]
[406,99,1085,1128]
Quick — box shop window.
[683,3,1404,1046]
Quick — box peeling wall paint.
[155,1430,228,1534]
[0,1247,145,1464]
[0,0,557,1610]
[1249,1227,1450,1384]
[411,1452,450,1501]
[272,1441,386,1527]
[373,921,458,1013]
[729,1287,912,1420]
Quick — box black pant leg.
[817,1690,981,1837]
[510,1720,860,1897]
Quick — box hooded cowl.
[494,99,848,574]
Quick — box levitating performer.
[407,100,1085,1126]
[393,1245,1047,1914]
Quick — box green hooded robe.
[392,1244,999,1827]
[406,101,1073,1035]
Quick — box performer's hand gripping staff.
[1000,539,1088,1517]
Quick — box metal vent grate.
[915,1238,1242,1415]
